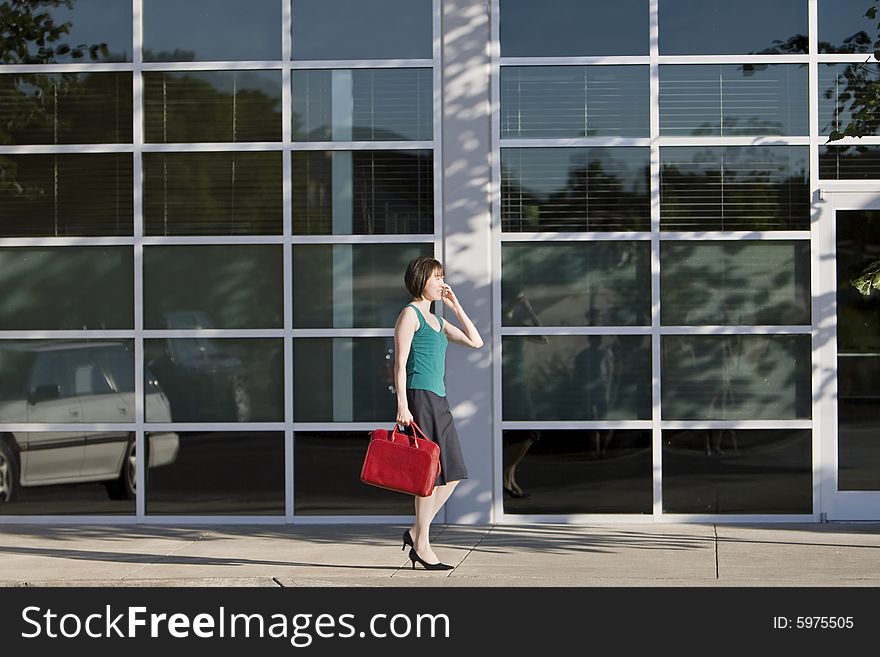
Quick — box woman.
[394,256,483,570]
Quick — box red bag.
[360,421,440,497]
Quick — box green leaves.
[852,260,880,295]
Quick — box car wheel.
[233,379,252,423]
[0,439,20,503]
[106,435,136,500]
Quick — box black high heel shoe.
[408,548,453,571]
[401,529,414,551]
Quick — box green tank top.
[404,303,447,397]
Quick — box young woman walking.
[394,256,483,570]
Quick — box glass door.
[822,192,880,519]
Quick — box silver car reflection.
[0,341,178,502]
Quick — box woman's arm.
[441,285,483,349]
[393,307,419,425]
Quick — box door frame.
[817,184,880,520]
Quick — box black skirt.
[406,388,468,486]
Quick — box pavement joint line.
[446,525,494,577]
[714,524,719,579]
[120,527,219,581]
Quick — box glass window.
[292,150,433,235]
[144,71,282,143]
[0,247,132,330]
[146,432,283,515]
[502,335,652,421]
[0,432,136,515]
[661,335,812,420]
[500,66,649,139]
[659,65,808,136]
[502,242,651,327]
[0,154,133,237]
[0,73,132,144]
[659,146,810,231]
[144,0,281,62]
[293,69,432,141]
[502,430,652,514]
[662,429,812,514]
[144,245,284,330]
[500,0,649,57]
[659,0,807,55]
[836,210,880,490]
[294,431,412,515]
[143,152,282,235]
[660,241,811,326]
[292,0,432,60]
[818,0,878,53]
[821,145,880,180]
[0,339,134,423]
[0,0,131,64]
[293,243,432,329]
[501,147,650,232]
[144,339,283,423]
[818,64,880,137]
[293,338,396,422]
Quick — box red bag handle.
[389,420,430,446]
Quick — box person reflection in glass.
[573,335,616,456]
[501,284,547,498]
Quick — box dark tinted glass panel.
[502,335,651,421]
[821,145,880,180]
[502,242,651,327]
[659,0,807,55]
[502,430,652,514]
[293,243,432,328]
[144,245,284,330]
[293,69,432,141]
[819,0,877,53]
[143,152,282,235]
[0,339,134,423]
[294,431,412,515]
[0,247,133,330]
[146,432,283,515]
[501,66,649,139]
[145,339,283,422]
[0,432,136,515]
[661,335,812,420]
[292,150,433,235]
[660,241,811,325]
[836,210,880,490]
[501,147,650,232]
[0,73,132,144]
[0,0,131,64]
[0,154,133,236]
[663,429,812,514]
[818,64,880,137]
[144,0,281,62]
[293,338,396,422]
[660,146,809,231]
[292,0,432,60]
[659,65,808,136]
[500,0,649,57]
[144,71,282,143]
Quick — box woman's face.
[421,268,445,301]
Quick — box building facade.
[1,0,879,524]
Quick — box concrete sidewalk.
[1,523,880,587]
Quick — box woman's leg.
[411,491,440,563]
[410,480,458,564]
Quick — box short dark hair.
[405,256,443,299]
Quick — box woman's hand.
[441,284,460,311]
[397,405,414,426]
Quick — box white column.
[441,0,493,523]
